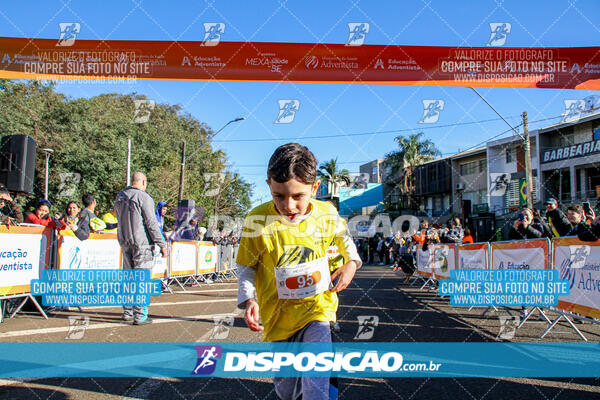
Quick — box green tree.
[386,132,441,192]
[317,158,352,196]
[0,80,252,221]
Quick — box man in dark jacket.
[509,208,543,240]
[115,172,167,325]
[566,204,595,238]
[545,198,571,237]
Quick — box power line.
[213,115,522,143]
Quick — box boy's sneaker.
[123,315,133,322]
[133,317,153,325]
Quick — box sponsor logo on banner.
[494,247,545,270]
[346,23,369,46]
[201,23,225,46]
[57,23,80,47]
[487,23,511,47]
[354,315,379,340]
[133,99,155,123]
[193,345,222,375]
[554,242,600,313]
[419,100,444,124]
[62,236,121,270]
[458,249,487,270]
[245,54,288,73]
[205,249,213,264]
[274,99,300,124]
[305,55,319,69]
[559,245,591,290]
[489,173,509,197]
[497,316,520,339]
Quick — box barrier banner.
[491,239,550,270]
[0,226,51,296]
[416,245,433,277]
[151,243,169,280]
[169,241,197,277]
[432,244,456,280]
[457,242,490,270]
[57,230,122,270]
[0,37,598,89]
[197,242,217,275]
[552,237,600,319]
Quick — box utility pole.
[522,112,534,210]
[178,140,186,202]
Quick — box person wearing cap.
[102,211,118,233]
[0,185,23,225]
[544,198,571,237]
[24,200,66,229]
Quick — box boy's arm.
[331,215,362,292]
[237,264,257,308]
[237,264,263,331]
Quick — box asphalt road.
[1,266,599,399]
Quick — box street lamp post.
[40,148,54,200]
[178,117,244,202]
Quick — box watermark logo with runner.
[192,345,222,375]
[201,23,225,46]
[346,23,370,46]
[57,23,80,47]
[57,172,81,198]
[419,100,444,124]
[274,100,300,124]
[208,316,234,340]
[65,316,89,340]
[133,99,155,123]
[497,316,519,340]
[354,315,379,340]
[487,23,511,47]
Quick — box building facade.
[537,113,600,206]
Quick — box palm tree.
[386,132,441,192]
[318,158,352,197]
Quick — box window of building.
[479,159,486,173]
[460,160,477,176]
[506,148,514,163]
[372,166,378,176]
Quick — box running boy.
[236,143,362,400]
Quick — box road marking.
[170,288,237,294]
[2,310,239,338]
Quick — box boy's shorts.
[273,321,337,400]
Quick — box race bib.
[274,257,332,299]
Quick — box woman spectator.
[25,200,66,230]
[508,208,542,240]
[60,201,91,241]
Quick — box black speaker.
[0,135,37,194]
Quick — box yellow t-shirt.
[236,199,352,342]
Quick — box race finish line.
[1,342,600,378]
[0,37,598,89]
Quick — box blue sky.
[0,1,598,206]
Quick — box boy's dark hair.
[567,204,584,215]
[82,193,95,208]
[267,143,317,184]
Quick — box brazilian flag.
[519,178,527,206]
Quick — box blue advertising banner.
[1,342,599,378]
